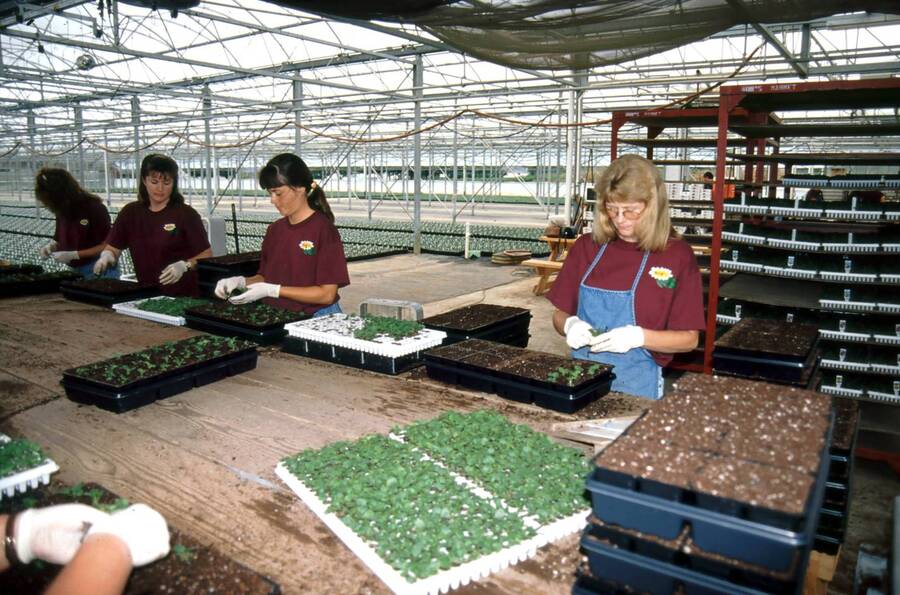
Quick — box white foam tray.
[871,364,900,375]
[865,391,900,404]
[821,243,880,253]
[873,334,900,345]
[721,260,764,273]
[880,274,900,284]
[724,204,768,215]
[882,244,900,253]
[766,239,820,251]
[112,297,186,326]
[722,232,765,245]
[819,300,876,312]
[818,330,870,343]
[716,314,740,326]
[0,433,59,500]
[878,303,900,314]
[769,207,823,218]
[819,272,878,283]
[884,211,900,221]
[285,314,447,358]
[762,266,817,280]
[825,210,882,221]
[275,463,588,595]
[819,385,864,398]
[819,359,870,372]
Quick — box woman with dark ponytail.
[214,153,349,316]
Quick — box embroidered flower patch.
[163,223,178,236]
[649,266,676,288]
[299,240,316,256]
[79,219,89,226]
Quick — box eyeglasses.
[604,204,645,220]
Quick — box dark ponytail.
[259,153,334,223]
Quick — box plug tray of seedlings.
[113,296,210,326]
[0,263,43,276]
[0,434,59,500]
[421,304,532,348]
[59,277,159,307]
[184,301,309,344]
[0,269,82,298]
[424,339,613,413]
[283,313,447,375]
[196,251,262,297]
[0,481,280,595]
[588,374,832,574]
[582,518,800,594]
[713,318,819,384]
[61,335,258,413]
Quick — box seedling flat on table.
[0,433,59,500]
[113,296,210,326]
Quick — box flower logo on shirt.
[299,240,316,256]
[163,223,178,236]
[79,219,89,226]
[649,266,676,288]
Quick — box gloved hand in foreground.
[564,316,594,350]
[51,251,79,265]
[13,503,111,564]
[228,282,280,305]
[590,325,645,353]
[92,250,117,276]
[214,276,246,299]
[39,240,58,259]
[159,260,189,285]
[85,504,170,567]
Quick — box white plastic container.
[112,296,187,326]
[0,433,59,500]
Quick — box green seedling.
[172,543,196,563]
[352,315,424,341]
[0,439,46,478]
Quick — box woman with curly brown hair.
[34,167,119,278]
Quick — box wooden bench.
[522,258,564,295]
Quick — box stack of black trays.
[815,398,859,555]
[713,318,819,385]
[0,265,82,298]
[59,278,159,307]
[421,304,531,348]
[578,374,833,595]
[196,251,262,298]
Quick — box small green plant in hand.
[172,543,196,563]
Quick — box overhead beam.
[725,0,808,78]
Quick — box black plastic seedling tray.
[196,253,261,297]
[581,533,770,595]
[0,273,82,298]
[183,309,307,345]
[59,281,159,307]
[423,356,612,413]
[586,416,832,573]
[583,522,801,595]
[282,336,425,375]
[0,264,43,276]
[422,308,532,348]
[712,349,817,385]
[61,349,258,413]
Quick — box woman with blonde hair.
[547,154,704,399]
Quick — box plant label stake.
[844,259,852,274]
[894,380,900,396]
[734,304,742,319]
[895,323,900,337]
[786,312,794,323]
[838,348,847,362]
[732,250,739,262]
[835,375,843,388]
[786,255,795,269]
[839,320,847,333]
[843,289,851,302]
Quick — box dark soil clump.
[422,304,528,331]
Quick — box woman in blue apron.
[546,155,705,400]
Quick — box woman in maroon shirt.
[93,154,212,296]
[34,168,118,279]
[547,154,704,399]
[214,153,349,315]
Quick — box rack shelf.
[726,152,900,166]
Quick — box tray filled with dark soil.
[424,338,613,413]
[421,303,531,347]
[283,313,447,374]
[0,481,279,594]
[582,517,801,594]
[61,335,258,413]
[196,252,261,297]
[184,301,309,344]
[588,373,832,574]
[60,278,159,307]
[0,270,82,298]
[713,318,819,384]
[0,263,44,276]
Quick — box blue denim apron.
[313,301,343,318]
[572,243,663,400]
[74,259,120,279]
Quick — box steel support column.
[412,54,423,254]
[203,85,213,216]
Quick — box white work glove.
[51,250,79,265]
[214,276,246,299]
[228,282,280,305]
[13,503,111,564]
[590,325,645,353]
[85,504,170,567]
[92,250,117,276]
[159,260,189,285]
[564,316,594,350]
[39,240,58,259]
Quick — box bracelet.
[4,512,20,566]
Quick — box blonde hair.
[592,154,675,252]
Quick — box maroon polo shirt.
[53,199,111,268]
[257,211,350,314]
[547,235,705,366]
[106,201,210,296]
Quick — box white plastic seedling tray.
[724,204,768,215]
[721,260,764,273]
[769,207,823,218]
[112,296,186,326]
[821,243,880,253]
[716,314,740,326]
[878,303,900,314]
[873,334,900,346]
[818,330,871,343]
[819,299,876,312]
[819,359,870,372]
[0,433,59,500]
[866,391,900,404]
[766,239,821,251]
[883,244,900,253]
[819,272,878,283]
[284,313,446,358]
[762,266,817,280]
[880,274,900,284]
[275,462,588,595]
[721,232,765,245]
[819,385,864,398]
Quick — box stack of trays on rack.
[579,373,833,595]
[421,303,531,348]
[196,251,261,298]
[283,313,446,374]
[184,301,308,344]
[713,318,819,385]
[815,399,859,555]
[424,339,613,412]
[0,265,82,298]
[59,278,159,307]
